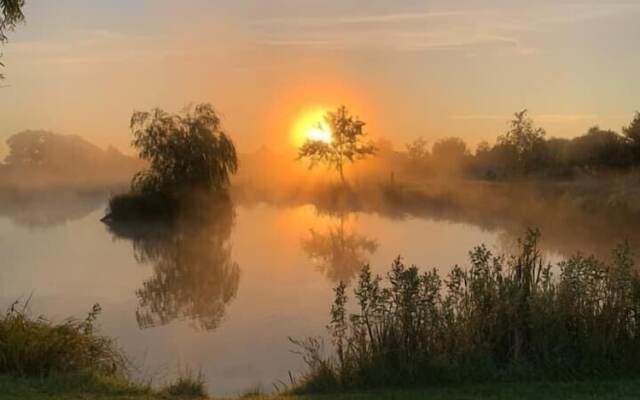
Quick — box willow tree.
[130,103,238,194]
[1,0,25,79]
[298,106,376,183]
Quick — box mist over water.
[0,177,637,394]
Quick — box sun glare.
[292,108,333,146]
[307,125,332,144]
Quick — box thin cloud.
[253,11,464,26]
[249,3,640,54]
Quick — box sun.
[292,107,333,146]
[307,124,332,144]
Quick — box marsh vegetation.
[293,230,640,393]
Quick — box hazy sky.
[1,0,639,153]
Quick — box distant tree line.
[404,110,640,180]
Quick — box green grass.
[258,379,640,400]
[0,373,154,399]
[0,372,213,399]
[2,376,640,400]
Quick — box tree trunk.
[337,160,345,185]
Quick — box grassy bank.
[2,376,640,399]
[276,379,640,399]
[0,373,153,399]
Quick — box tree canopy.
[130,103,238,194]
[623,112,640,158]
[496,109,547,174]
[298,106,376,183]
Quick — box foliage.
[298,106,377,183]
[295,230,640,390]
[0,301,126,377]
[0,0,23,41]
[403,110,640,180]
[565,126,632,169]
[495,110,547,174]
[623,112,640,159]
[130,103,238,194]
[0,0,25,79]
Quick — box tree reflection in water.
[301,212,378,283]
[105,196,239,331]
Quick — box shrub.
[295,229,640,390]
[104,191,179,221]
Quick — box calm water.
[0,190,631,395]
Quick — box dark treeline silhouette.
[293,230,640,392]
[405,110,640,180]
[105,194,240,330]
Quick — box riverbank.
[2,375,640,399]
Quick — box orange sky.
[0,1,639,154]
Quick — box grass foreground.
[2,375,640,400]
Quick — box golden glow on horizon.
[291,107,333,146]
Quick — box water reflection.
[301,207,378,283]
[105,197,240,330]
[236,182,640,262]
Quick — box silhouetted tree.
[623,112,640,160]
[298,106,376,184]
[497,110,547,174]
[130,103,238,194]
[0,0,25,79]
[568,126,632,169]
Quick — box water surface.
[0,190,633,395]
